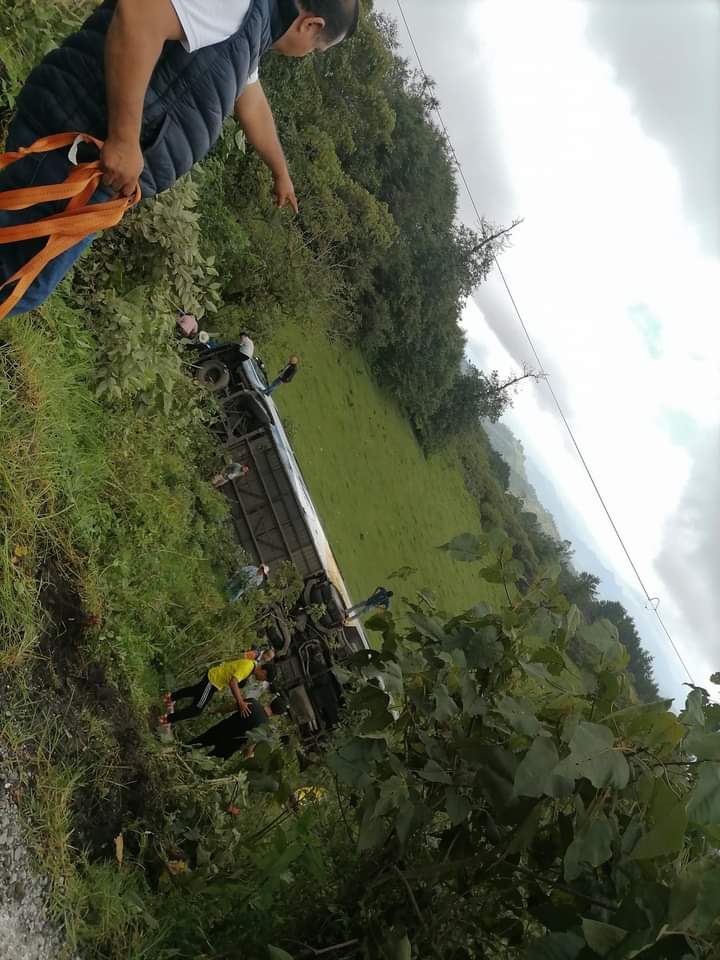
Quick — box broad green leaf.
[564,813,614,882]
[514,737,573,800]
[406,612,448,644]
[555,722,630,790]
[440,532,483,562]
[364,614,391,634]
[379,660,405,699]
[268,947,294,960]
[527,931,584,960]
[668,867,702,927]
[576,621,627,669]
[433,684,459,722]
[520,660,555,684]
[687,762,720,825]
[473,745,520,816]
[350,683,393,734]
[595,670,622,706]
[681,688,705,728]
[479,563,507,584]
[395,801,415,846]
[265,841,304,879]
[358,812,386,852]
[507,801,545,854]
[446,623,503,670]
[565,604,581,644]
[387,935,411,960]
[496,695,542,737]
[582,919,627,956]
[631,710,686,758]
[247,773,280,793]
[374,777,409,818]
[620,814,644,855]
[445,789,471,825]
[486,527,509,551]
[649,777,685,822]
[525,607,556,643]
[531,645,566,676]
[601,700,674,726]
[328,737,385,787]
[417,731,447,764]
[688,866,720,935]
[438,644,466,667]
[419,760,452,784]
[628,801,687,860]
[461,674,485,717]
[684,729,720,761]
[464,627,503,670]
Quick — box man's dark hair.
[301,0,360,42]
[270,696,289,716]
[260,662,276,684]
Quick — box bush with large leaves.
[274,530,720,959]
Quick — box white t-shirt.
[238,335,255,359]
[171,0,260,83]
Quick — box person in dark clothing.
[345,586,394,619]
[263,354,300,396]
[191,696,288,759]
[161,658,275,725]
[0,0,360,316]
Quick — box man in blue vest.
[0,0,359,316]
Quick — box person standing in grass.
[263,355,300,396]
[344,586,394,619]
[161,657,275,724]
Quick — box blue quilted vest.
[15,0,293,197]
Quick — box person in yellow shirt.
[161,652,275,726]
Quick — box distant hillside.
[482,420,562,543]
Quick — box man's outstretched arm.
[102,0,185,196]
[235,81,298,213]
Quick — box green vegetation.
[0,1,693,958]
[294,537,720,959]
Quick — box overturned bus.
[193,341,368,747]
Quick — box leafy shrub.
[293,530,720,959]
[74,177,221,320]
[92,286,181,412]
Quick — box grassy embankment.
[262,324,496,613]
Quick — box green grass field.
[261,326,498,615]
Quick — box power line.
[393,0,695,684]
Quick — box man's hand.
[273,171,299,214]
[100,137,144,197]
[237,698,252,718]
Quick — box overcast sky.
[374,0,720,703]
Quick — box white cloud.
[376,0,720,697]
[455,0,720,695]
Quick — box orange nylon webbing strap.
[0,133,141,319]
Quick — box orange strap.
[0,133,141,320]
